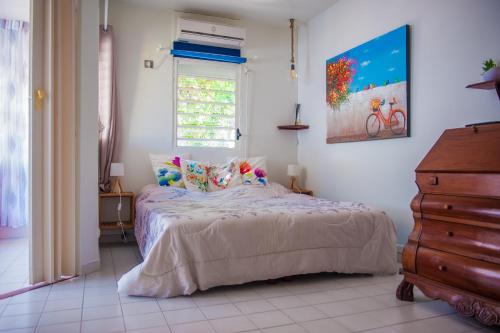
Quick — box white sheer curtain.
[0,20,29,229]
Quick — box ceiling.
[116,0,337,25]
[0,0,29,21]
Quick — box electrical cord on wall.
[117,189,128,243]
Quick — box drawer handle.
[429,176,438,185]
[443,204,452,210]
[438,265,447,272]
[447,231,454,237]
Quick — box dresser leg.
[396,279,414,301]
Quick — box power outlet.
[144,60,154,69]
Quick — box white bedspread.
[118,183,398,298]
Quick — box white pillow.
[207,158,242,192]
[237,156,269,186]
[181,159,210,192]
[149,153,190,188]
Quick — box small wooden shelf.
[466,80,500,99]
[277,125,309,130]
[99,191,135,231]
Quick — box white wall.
[297,0,500,244]
[0,0,29,21]
[79,0,100,273]
[109,2,298,193]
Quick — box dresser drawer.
[421,194,500,224]
[416,173,500,198]
[417,247,500,301]
[420,219,500,263]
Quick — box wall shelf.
[466,80,500,100]
[277,125,309,130]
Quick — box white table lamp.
[110,163,124,193]
[287,164,302,191]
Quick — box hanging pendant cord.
[103,0,109,32]
[290,19,295,64]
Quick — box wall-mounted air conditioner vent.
[177,18,246,49]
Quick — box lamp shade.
[287,164,302,177]
[110,163,125,177]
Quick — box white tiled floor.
[0,237,29,295]
[0,244,497,333]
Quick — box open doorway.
[0,0,30,296]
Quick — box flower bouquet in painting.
[325,25,410,143]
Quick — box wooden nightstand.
[99,192,135,231]
[292,188,313,196]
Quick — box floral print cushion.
[181,160,209,192]
[239,156,268,186]
[149,154,185,188]
[207,159,242,192]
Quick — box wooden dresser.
[397,123,500,326]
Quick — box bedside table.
[292,188,313,196]
[99,192,135,231]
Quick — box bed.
[117,183,398,298]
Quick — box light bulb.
[290,63,298,80]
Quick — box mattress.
[117,183,398,298]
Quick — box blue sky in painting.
[327,25,408,93]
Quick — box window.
[175,59,239,149]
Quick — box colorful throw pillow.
[181,160,209,192]
[239,156,269,186]
[207,159,242,192]
[149,154,187,188]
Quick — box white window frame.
[172,57,247,159]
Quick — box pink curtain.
[98,25,119,192]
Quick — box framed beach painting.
[326,25,410,143]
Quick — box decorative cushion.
[149,154,188,188]
[239,156,269,186]
[207,159,242,192]
[181,160,209,192]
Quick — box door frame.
[29,0,51,284]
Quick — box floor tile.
[38,308,82,326]
[82,305,122,321]
[127,326,172,333]
[0,313,40,330]
[10,290,50,304]
[192,293,230,307]
[84,294,120,308]
[157,297,196,311]
[200,303,241,319]
[44,298,82,312]
[209,315,257,333]
[81,316,125,333]
[235,300,276,314]
[121,300,160,316]
[267,296,307,309]
[282,306,327,322]
[0,245,482,333]
[36,321,81,333]
[123,312,167,331]
[170,320,216,333]
[335,311,386,331]
[297,292,336,305]
[163,308,206,325]
[2,301,45,316]
[261,324,308,333]
[247,310,293,329]
[299,318,351,333]
[314,300,358,317]
[224,289,261,303]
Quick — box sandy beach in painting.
[326,81,407,143]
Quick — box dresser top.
[417,123,500,173]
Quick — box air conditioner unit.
[177,18,246,49]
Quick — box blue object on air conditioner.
[171,41,247,64]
